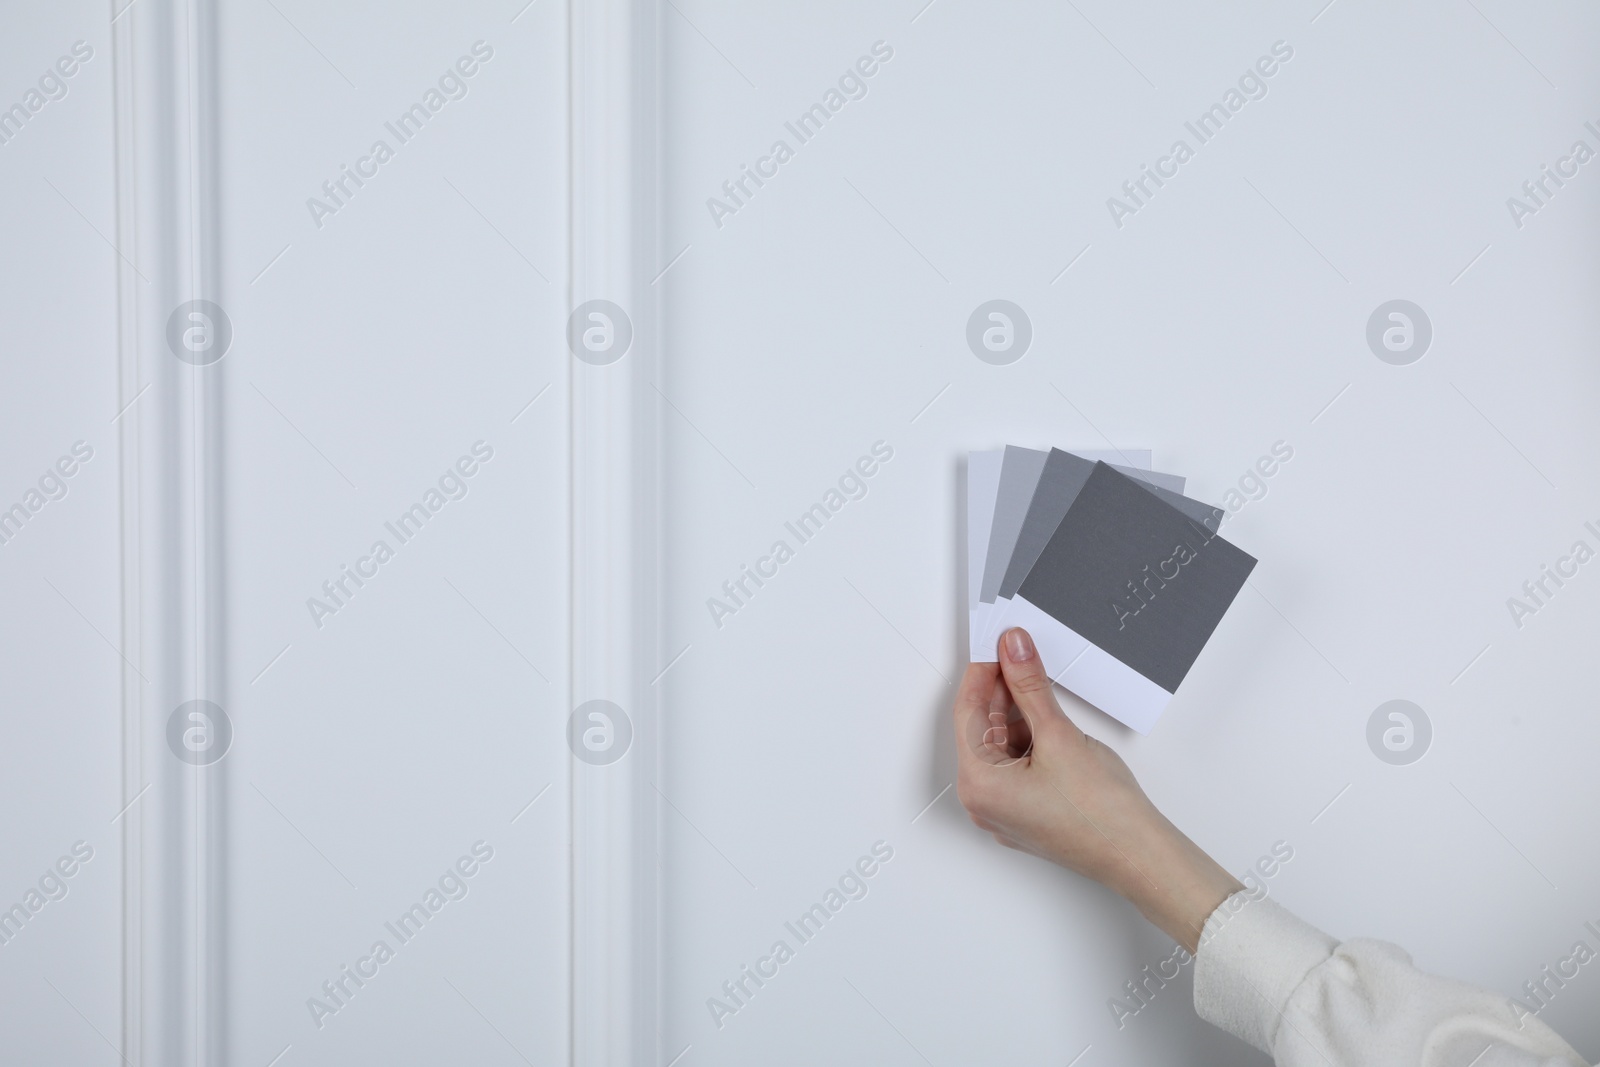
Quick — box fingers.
[953,661,1002,766]
[986,677,1031,757]
[998,628,1082,743]
[983,675,1008,747]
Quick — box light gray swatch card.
[978,446,1048,604]
[1100,449,1151,470]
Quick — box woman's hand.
[954,627,1241,953]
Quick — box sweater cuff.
[1192,893,1337,1055]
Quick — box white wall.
[215,2,571,1063]
[657,2,1600,1064]
[2,1,571,1064]
[3,2,1599,1065]
[0,5,124,1064]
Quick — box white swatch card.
[966,450,1004,660]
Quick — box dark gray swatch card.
[1017,463,1256,693]
[998,450,1225,601]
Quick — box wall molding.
[110,1,665,1061]
[113,0,229,1061]
[569,0,663,1064]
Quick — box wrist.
[1120,820,1242,954]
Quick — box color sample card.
[965,452,1254,733]
[999,450,1217,602]
[1018,461,1256,693]
[975,448,1167,661]
[979,447,1049,605]
[966,450,1004,659]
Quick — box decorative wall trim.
[110,1,664,1061]
[113,0,229,1061]
[569,0,664,1064]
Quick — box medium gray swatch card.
[1017,463,1256,694]
[997,448,1098,600]
[1134,481,1225,533]
[1108,464,1185,495]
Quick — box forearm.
[952,637,1589,1065]
[1116,815,1242,954]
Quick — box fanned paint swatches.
[967,448,1253,734]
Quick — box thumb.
[998,628,1081,743]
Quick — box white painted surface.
[3,2,570,1064]
[0,7,123,1064]
[3,2,1600,1065]
[657,3,1600,1064]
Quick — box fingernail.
[1004,628,1034,662]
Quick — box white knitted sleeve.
[1192,893,1589,1067]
